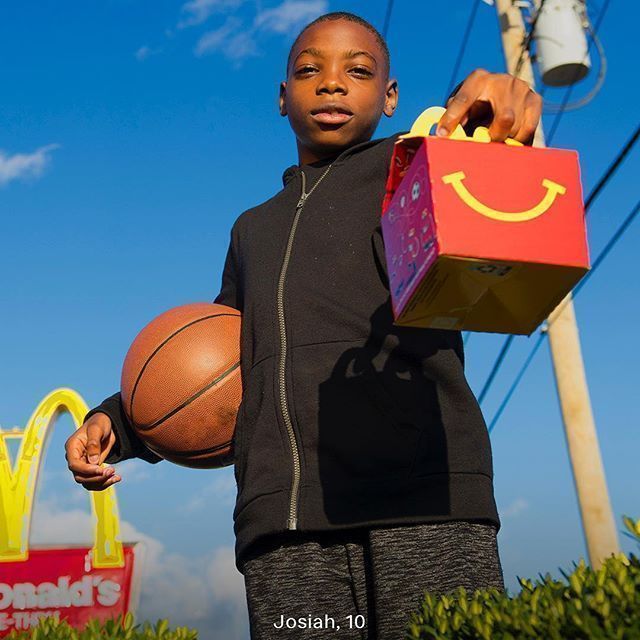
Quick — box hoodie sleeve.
[213,224,243,311]
[84,393,163,465]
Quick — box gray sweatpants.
[241,521,504,639]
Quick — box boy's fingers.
[74,465,115,481]
[82,475,121,492]
[438,69,487,137]
[65,437,103,476]
[73,470,113,485]
[68,459,104,476]
[85,420,106,464]
[488,106,517,143]
[513,105,539,145]
[72,466,121,491]
[513,93,542,145]
[438,89,477,137]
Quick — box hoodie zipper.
[277,163,334,530]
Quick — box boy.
[66,11,542,639]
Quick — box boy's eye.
[351,67,373,77]
[296,66,317,74]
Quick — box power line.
[443,0,481,103]
[476,120,640,408]
[552,198,640,319]
[488,197,640,433]
[478,335,514,404]
[382,0,395,39]
[546,0,612,145]
[487,333,545,432]
[584,123,640,211]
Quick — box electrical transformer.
[535,0,591,86]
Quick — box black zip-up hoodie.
[86,129,499,573]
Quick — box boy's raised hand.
[437,68,543,145]
[64,412,122,491]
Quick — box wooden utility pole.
[494,0,619,568]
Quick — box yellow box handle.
[399,106,523,147]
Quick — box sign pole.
[493,0,619,568]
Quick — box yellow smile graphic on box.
[441,171,566,222]
[399,106,568,222]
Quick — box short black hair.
[286,11,390,79]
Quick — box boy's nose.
[317,76,347,95]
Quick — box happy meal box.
[381,106,590,335]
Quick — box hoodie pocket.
[233,355,290,516]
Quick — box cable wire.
[443,0,481,103]
[550,198,640,323]
[488,333,546,432]
[478,335,514,404]
[573,200,640,298]
[584,123,640,211]
[382,0,395,39]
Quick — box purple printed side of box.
[381,142,439,317]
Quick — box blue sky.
[1,1,638,638]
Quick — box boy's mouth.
[310,103,354,124]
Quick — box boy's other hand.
[437,68,543,145]
[65,412,121,491]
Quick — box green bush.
[5,613,198,639]
[406,516,640,640]
[8,519,640,639]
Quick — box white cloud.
[194,16,260,61]
[135,45,162,61]
[224,30,260,61]
[30,498,248,640]
[254,0,328,35]
[0,144,59,187]
[191,0,327,63]
[180,470,237,513]
[207,546,248,633]
[110,459,152,483]
[178,0,246,29]
[195,16,242,56]
[501,497,529,519]
[31,499,97,546]
[208,546,245,605]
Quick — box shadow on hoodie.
[318,301,451,524]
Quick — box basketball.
[120,302,242,469]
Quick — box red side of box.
[426,137,589,268]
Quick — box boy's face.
[279,19,398,165]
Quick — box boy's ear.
[383,78,399,118]
[279,81,288,116]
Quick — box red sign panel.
[0,545,140,635]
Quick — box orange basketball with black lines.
[120,303,242,468]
